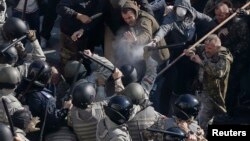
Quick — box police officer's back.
[0,67,24,124]
[96,95,133,141]
[69,81,105,141]
[121,83,162,141]
[19,60,72,140]
[145,94,207,141]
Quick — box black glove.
[27,30,37,42]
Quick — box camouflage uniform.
[15,128,30,141]
[141,57,158,97]
[127,106,162,141]
[188,45,233,132]
[68,102,106,141]
[56,53,114,106]
[0,93,24,124]
[120,57,159,141]
[96,117,132,141]
[15,39,46,77]
[0,24,46,77]
[144,116,206,141]
[44,126,78,141]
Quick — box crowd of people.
[0,0,250,140]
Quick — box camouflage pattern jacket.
[190,45,233,112]
[144,116,207,141]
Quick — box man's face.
[215,4,230,23]
[122,10,136,26]
[204,40,219,57]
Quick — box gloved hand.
[25,117,40,133]
[27,30,37,42]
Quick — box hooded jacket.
[154,0,214,44]
[57,0,105,36]
[122,1,169,62]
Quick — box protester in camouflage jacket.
[184,34,233,133]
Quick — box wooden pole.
[157,2,250,77]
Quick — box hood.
[218,46,233,64]
[174,0,196,21]
[122,0,140,19]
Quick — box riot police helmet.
[164,127,186,141]
[120,82,146,105]
[2,17,28,41]
[72,81,95,109]
[0,123,14,141]
[27,60,51,87]
[104,95,133,125]
[64,60,87,84]
[174,94,200,121]
[0,67,21,89]
[0,43,18,66]
[120,64,138,86]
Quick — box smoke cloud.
[112,28,146,80]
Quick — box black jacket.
[57,0,105,36]
[25,88,68,133]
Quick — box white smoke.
[112,28,146,80]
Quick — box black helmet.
[174,94,200,120]
[11,109,32,130]
[64,60,87,84]
[120,64,138,86]
[164,127,186,141]
[27,60,51,87]
[0,123,14,141]
[0,43,18,65]
[2,17,28,41]
[0,67,21,89]
[104,95,133,125]
[120,82,146,105]
[72,82,95,109]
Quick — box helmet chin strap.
[174,108,191,121]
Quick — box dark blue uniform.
[25,88,68,136]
